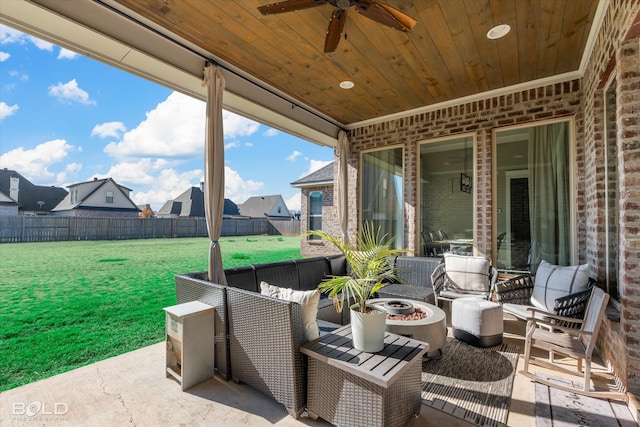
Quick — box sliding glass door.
[361,147,403,248]
[494,120,575,273]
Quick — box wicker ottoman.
[451,297,503,347]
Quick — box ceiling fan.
[258,0,417,53]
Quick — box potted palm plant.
[308,222,405,352]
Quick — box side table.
[301,325,428,427]
[163,301,215,390]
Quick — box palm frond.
[306,222,406,313]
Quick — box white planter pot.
[350,304,386,352]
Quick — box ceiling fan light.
[487,24,511,40]
[339,80,355,89]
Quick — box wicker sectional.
[174,255,347,417]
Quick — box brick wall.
[345,0,640,407]
[581,0,640,408]
[348,82,584,259]
[299,185,342,257]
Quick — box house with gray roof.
[157,185,240,218]
[237,194,290,219]
[52,177,140,217]
[290,162,338,257]
[0,169,68,215]
[0,190,19,216]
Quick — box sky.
[0,25,334,213]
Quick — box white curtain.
[336,130,349,243]
[361,148,403,248]
[528,122,570,272]
[203,64,227,284]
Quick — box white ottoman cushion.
[452,297,503,347]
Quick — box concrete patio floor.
[0,318,630,427]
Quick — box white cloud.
[91,121,126,139]
[48,79,95,105]
[0,139,74,182]
[57,48,78,60]
[98,158,178,187]
[104,92,261,159]
[0,26,26,45]
[55,162,83,184]
[129,165,261,210]
[131,168,202,209]
[285,193,301,213]
[263,128,279,137]
[224,166,263,204]
[224,110,260,138]
[0,26,53,51]
[104,92,204,158]
[287,150,302,162]
[0,102,19,121]
[224,141,239,150]
[0,52,9,61]
[27,36,53,51]
[299,159,332,178]
[9,70,28,81]
[245,142,254,147]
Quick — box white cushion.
[531,261,590,313]
[260,281,320,341]
[444,253,491,295]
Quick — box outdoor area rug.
[535,372,637,427]
[421,337,519,427]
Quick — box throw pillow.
[444,253,491,295]
[531,261,590,313]
[260,281,320,341]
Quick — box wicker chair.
[431,254,499,308]
[495,273,596,322]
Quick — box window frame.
[308,190,323,240]
[603,73,620,305]
[491,117,578,271]
[416,133,477,257]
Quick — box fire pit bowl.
[383,300,415,315]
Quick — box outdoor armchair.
[495,261,595,321]
[522,286,624,400]
[431,253,498,308]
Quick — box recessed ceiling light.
[487,24,511,40]
[339,80,354,89]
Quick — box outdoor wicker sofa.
[174,254,348,418]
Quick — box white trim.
[291,180,333,189]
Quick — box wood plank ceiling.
[112,0,599,126]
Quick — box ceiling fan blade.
[258,0,322,15]
[324,9,348,53]
[356,0,417,32]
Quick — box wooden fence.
[0,216,301,243]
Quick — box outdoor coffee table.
[301,325,427,427]
[368,298,447,357]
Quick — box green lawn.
[0,235,302,392]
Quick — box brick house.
[290,162,339,256]
[3,0,640,414]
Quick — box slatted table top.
[301,325,428,388]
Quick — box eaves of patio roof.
[0,0,607,148]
